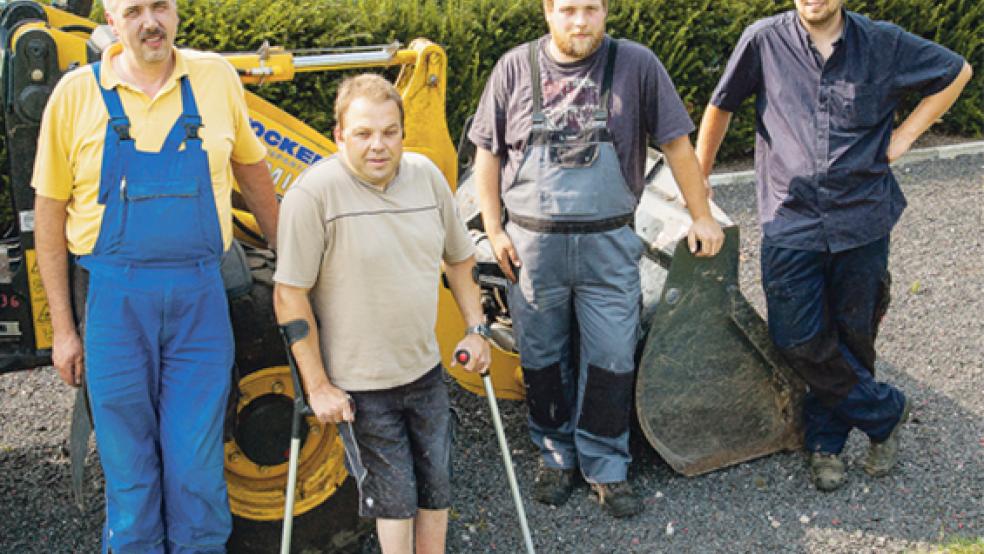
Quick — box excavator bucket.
[633,156,806,476]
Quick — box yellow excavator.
[0,1,806,551]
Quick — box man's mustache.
[139,28,166,41]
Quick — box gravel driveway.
[2,154,981,553]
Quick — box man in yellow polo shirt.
[31,0,278,551]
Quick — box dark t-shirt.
[710,10,965,252]
[468,35,694,198]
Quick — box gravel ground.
[1,154,982,553]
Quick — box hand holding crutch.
[278,320,361,554]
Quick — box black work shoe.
[809,452,846,492]
[532,462,575,506]
[864,397,912,477]
[590,481,644,518]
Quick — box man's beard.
[555,30,604,60]
[801,10,839,26]
[797,1,843,27]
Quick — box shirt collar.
[98,42,190,95]
[791,7,851,49]
[337,154,404,193]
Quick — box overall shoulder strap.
[91,62,132,141]
[178,76,202,138]
[528,40,546,130]
[593,38,619,125]
[161,76,203,153]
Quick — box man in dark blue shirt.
[695,0,972,492]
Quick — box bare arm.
[695,105,735,179]
[660,135,725,257]
[443,255,491,373]
[474,147,520,282]
[232,160,279,248]
[273,283,353,423]
[888,62,974,162]
[34,196,83,387]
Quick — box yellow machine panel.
[25,249,52,350]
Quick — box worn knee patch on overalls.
[523,362,570,429]
[577,364,634,438]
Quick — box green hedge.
[83,0,984,159]
[3,0,975,231]
[154,0,980,161]
[1,1,976,247]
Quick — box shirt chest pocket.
[829,83,883,129]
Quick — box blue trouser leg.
[508,224,578,470]
[571,228,641,483]
[159,271,233,554]
[762,238,905,454]
[86,271,167,554]
[85,265,232,553]
[823,238,905,444]
[509,224,641,482]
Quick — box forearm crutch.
[278,319,313,554]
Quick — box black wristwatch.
[465,323,492,341]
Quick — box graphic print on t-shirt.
[541,76,601,133]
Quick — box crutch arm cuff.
[278,319,310,346]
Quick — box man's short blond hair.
[334,73,404,130]
[543,0,609,12]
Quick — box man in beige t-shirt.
[273,74,490,554]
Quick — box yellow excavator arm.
[24,4,458,232]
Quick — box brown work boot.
[809,452,846,492]
[532,462,575,506]
[590,481,644,518]
[864,398,912,477]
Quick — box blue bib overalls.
[504,41,644,484]
[80,63,234,553]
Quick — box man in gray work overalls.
[469,0,724,517]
